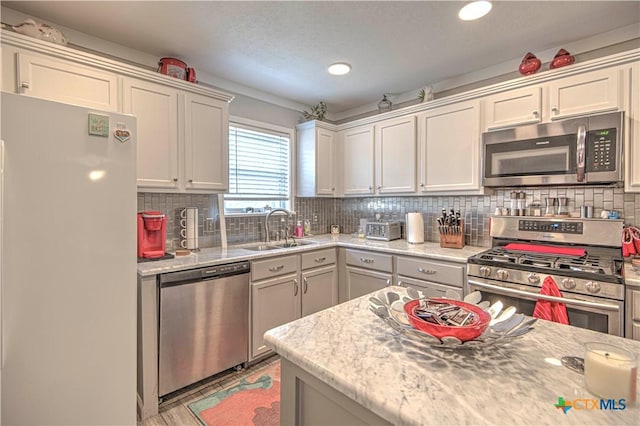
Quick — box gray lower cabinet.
[301,248,338,317]
[396,255,465,300]
[343,249,393,300]
[627,288,640,340]
[251,249,337,361]
[251,272,299,360]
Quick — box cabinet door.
[418,100,480,192]
[184,93,229,191]
[397,276,463,300]
[315,128,336,195]
[375,116,417,193]
[342,125,374,195]
[16,52,118,111]
[625,63,640,192]
[345,266,391,300]
[301,265,338,317]
[548,67,620,120]
[483,87,542,130]
[122,78,179,190]
[251,274,299,360]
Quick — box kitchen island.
[264,291,640,425]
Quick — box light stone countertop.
[624,262,640,288]
[137,234,488,277]
[264,290,640,426]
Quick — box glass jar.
[510,191,518,216]
[544,197,557,217]
[517,191,526,216]
[557,197,569,216]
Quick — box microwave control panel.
[587,128,616,172]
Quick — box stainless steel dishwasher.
[158,261,250,397]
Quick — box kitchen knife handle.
[576,125,586,182]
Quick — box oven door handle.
[467,280,621,312]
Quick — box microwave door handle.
[576,125,586,182]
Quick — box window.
[225,118,293,214]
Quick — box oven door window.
[474,289,611,335]
[485,134,576,177]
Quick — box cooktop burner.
[468,245,623,283]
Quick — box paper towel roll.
[406,212,424,244]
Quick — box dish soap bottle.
[295,221,303,237]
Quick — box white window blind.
[226,122,291,212]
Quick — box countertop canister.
[406,212,424,244]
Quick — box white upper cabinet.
[418,100,481,193]
[374,115,417,194]
[483,87,542,130]
[122,78,180,190]
[16,51,118,111]
[547,67,621,120]
[296,121,336,197]
[184,93,229,192]
[342,125,375,195]
[625,63,640,192]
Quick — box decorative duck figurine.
[518,52,541,76]
[550,48,575,69]
[12,19,69,46]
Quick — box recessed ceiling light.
[458,1,492,21]
[328,63,351,75]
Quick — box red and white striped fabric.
[532,276,569,325]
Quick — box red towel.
[504,243,585,257]
[532,276,569,325]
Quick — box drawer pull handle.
[418,267,437,275]
[268,265,285,272]
[303,277,308,294]
[294,279,298,296]
[360,258,374,263]
[20,81,30,89]
[314,257,326,263]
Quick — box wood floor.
[139,354,280,426]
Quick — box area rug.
[188,360,281,426]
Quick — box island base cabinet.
[251,274,299,360]
[280,358,392,426]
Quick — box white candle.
[584,342,637,403]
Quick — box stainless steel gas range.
[467,216,625,336]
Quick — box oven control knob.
[527,273,540,284]
[496,269,509,280]
[479,266,492,277]
[586,281,601,294]
[561,278,576,290]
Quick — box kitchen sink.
[243,240,316,251]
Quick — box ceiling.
[2,1,640,115]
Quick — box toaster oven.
[365,221,402,241]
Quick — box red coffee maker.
[137,211,167,259]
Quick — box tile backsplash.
[139,186,640,250]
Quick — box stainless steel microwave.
[482,112,623,187]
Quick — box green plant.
[302,101,327,121]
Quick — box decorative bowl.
[403,298,491,342]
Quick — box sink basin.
[243,240,315,251]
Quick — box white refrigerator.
[1,93,137,425]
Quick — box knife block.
[439,219,465,249]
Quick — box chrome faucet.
[264,208,293,243]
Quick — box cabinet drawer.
[345,249,393,273]
[251,255,298,281]
[397,276,463,300]
[301,248,336,270]
[396,256,464,287]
